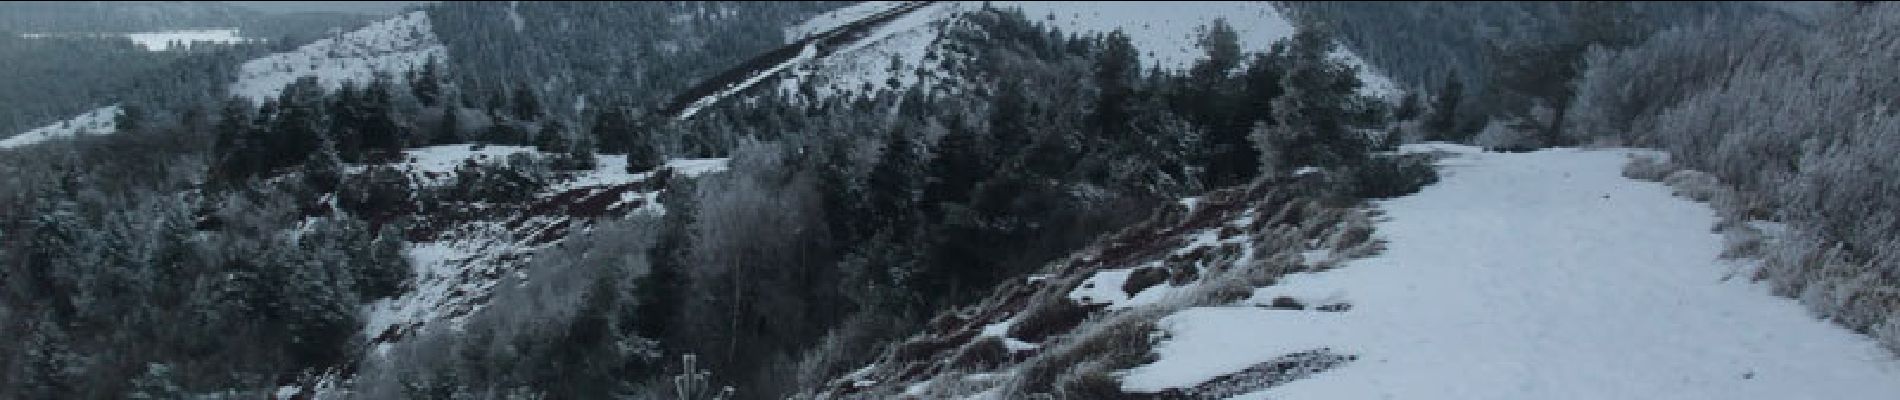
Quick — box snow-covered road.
[1125,144,1900,399]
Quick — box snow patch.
[21,29,258,51]
[125,28,255,51]
[786,1,907,42]
[1,106,121,149]
[1121,145,1900,398]
[507,1,526,33]
[229,11,446,103]
[998,1,1396,97]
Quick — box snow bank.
[1000,1,1395,96]
[0,106,121,149]
[1122,145,1900,398]
[786,1,907,42]
[360,148,727,349]
[230,11,445,103]
[781,1,1398,102]
[125,28,255,51]
[774,1,957,101]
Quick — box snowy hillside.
[1119,144,1900,398]
[356,146,727,354]
[229,10,445,103]
[813,144,1900,399]
[124,28,256,51]
[0,105,119,149]
[1009,1,1397,96]
[772,1,1398,103]
[785,1,908,42]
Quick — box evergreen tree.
[565,134,600,171]
[360,76,406,158]
[270,77,328,173]
[359,224,412,300]
[433,108,462,145]
[1092,29,1141,141]
[866,127,923,232]
[1426,71,1464,140]
[114,104,144,135]
[1256,29,1373,174]
[211,98,254,185]
[329,82,367,161]
[1394,91,1423,122]
[535,119,569,153]
[303,138,345,194]
[625,135,664,174]
[988,79,1032,152]
[512,81,541,121]
[923,125,986,213]
[591,106,634,153]
[413,57,443,107]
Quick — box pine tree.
[535,119,569,153]
[1092,29,1141,141]
[114,104,145,134]
[361,76,406,158]
[866,127,923,232]
[211,98,254,185]
[988,79,1032,152]
[271,77,327,173]
[591,106,633,153]
[1426,71,1464,140]
[359,223,412,300]
[1394,92,1423,122]
[625,135,664,174]
[512,81,541,121]
[433,108,462,145]
[1258,29,1372,173]
[923,125,985,212]
[413,57,443,107]
[303,138,345,193]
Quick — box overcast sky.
[222,1,431,15]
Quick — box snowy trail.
[1125,144,1900,399]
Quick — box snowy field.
[124,29,255,51]
[780,1,1398,102]
[229,10,445,103]
[0,105,120,149]
[1002,1,1397,97]
[21,29,257,51]
[360,145,727,353]
[1122,144,1900,398]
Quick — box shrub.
[1351,154,1439,199]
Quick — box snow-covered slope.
[357,145,727,353]
[124,28,255,51]
[1123,144,1900,399]
[0,106,120,149]
[773,1,1398,103]
[785,1,909,42]
[9,11,443,149]
[1008,1,1397,96]
[815,144,1900,399]
[229,10,445,103]
[810,167,1378,398]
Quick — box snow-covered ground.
[359,145,727,354]
[124,29,255,51]
[0,106,120,149]
[21,29,257,51]
[773,1,953,101]
[229,10,445,103]
[785,1,906,42]
[10,11,438,148]
[1122,144,1900,398]
[1002,1,1397,97]
[778,1,1397,103]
